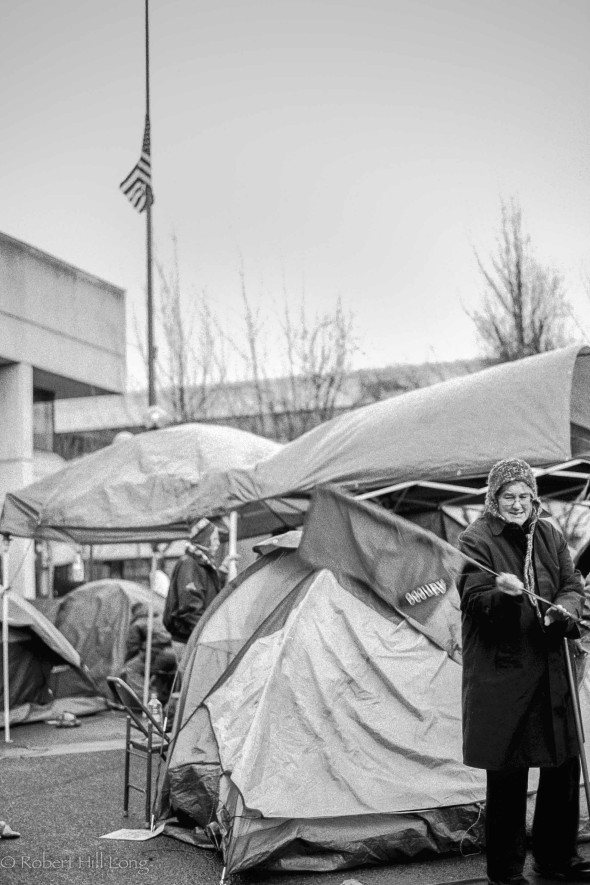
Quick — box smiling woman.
[497,482,533,526]
[458,457,588,885]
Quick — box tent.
[0,422,282,544]
[0,591,103,727]
[162,487,491,874]
[186,345,590,537]
[35,579,176,703]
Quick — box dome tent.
[36,579,174,703]
[0,592,103,728]
[162,487,486,874]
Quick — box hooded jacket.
[163,545,221,643]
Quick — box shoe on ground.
[47,711,81,728]
[533,857,590,881]
[0,821,20,839]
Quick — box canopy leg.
[227,512,239,583]
[142,547,157,708]
[2,537,12,743]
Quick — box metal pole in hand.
[563,638,590,819]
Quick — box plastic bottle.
[147,691,163,728]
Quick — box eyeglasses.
[498,494,532,505]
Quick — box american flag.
[119,116,153,212]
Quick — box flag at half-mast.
[119,115,153,212]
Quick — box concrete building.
[0,231,126,596]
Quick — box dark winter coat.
[122,608,178,704]
[458,513,584,771]
[163,547,221,643]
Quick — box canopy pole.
[227,511,239,583]
[143,547,157,707]
[563,639,590,819]
[2,537,12,743]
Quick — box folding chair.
[106,676,170,827]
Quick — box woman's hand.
[544,603,570,626]
[496,573,525,596]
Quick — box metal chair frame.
[107,676,170,826]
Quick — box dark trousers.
[485,756,581,880]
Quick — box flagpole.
[145,0,156,407]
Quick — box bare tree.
[155,238,228,423]
[229,265,358,440]
[544,501,590,554]
[468,200,574,361]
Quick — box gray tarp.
[0,422,282,543]
[35,579,168,697]
[2,593,80,669]
[0,592,104,726]
[187,345,590,536]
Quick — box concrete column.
[0,362,35,597]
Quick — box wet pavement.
[1,710,585,885]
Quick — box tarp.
[162,488,490,873]
[0,422,282,543]
[2,592,80,670]
[0,592,103,726]
[187,346,590,536]
[35,579,173,699]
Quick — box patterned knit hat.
[484,458,539,517]
[484,458,543,624]
[189,517,218,546]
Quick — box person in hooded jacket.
[163,518,222,645]
[458,458,589,885]
[122,604,177,705]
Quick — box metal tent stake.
[563,638,590,819]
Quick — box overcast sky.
[2,0,590,386]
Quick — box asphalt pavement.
[1,710,584,885]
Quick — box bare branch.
[468,198,576,361]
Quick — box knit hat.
[484,458,539,517]
[484,458,543,624]
[189,517,217,547]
